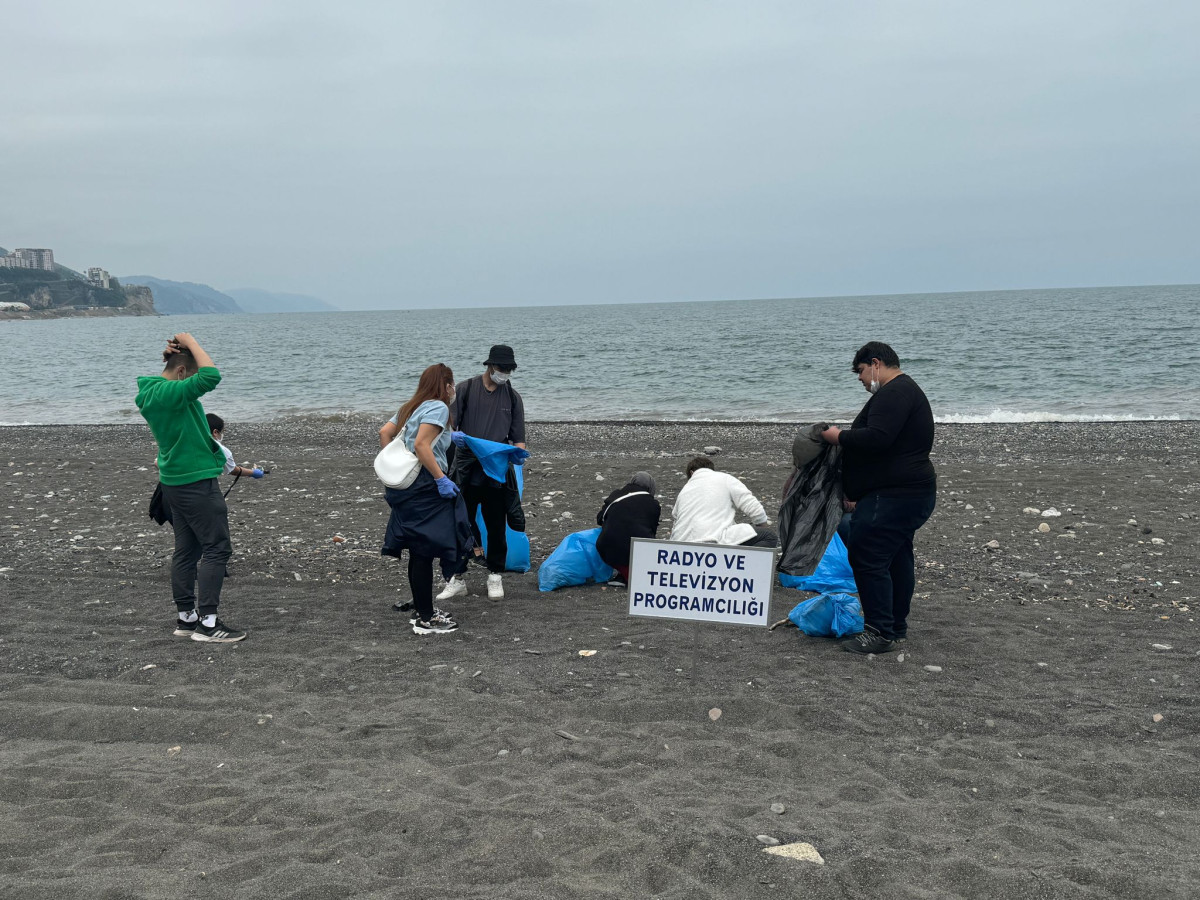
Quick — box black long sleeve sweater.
[839,373,936,501]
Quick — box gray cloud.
[2,0,1197,308]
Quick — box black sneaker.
[173,617,198,637]
[412,612,458,635]
[409,606,454,625]
[841,629,896,655]
[393,599,415,612]
[191,618,247,643]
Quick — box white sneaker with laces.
[487,573,504,600]
[436,576,467,600]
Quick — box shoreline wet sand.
[2,421,1198,898]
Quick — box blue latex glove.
[450,431,467,447]
[435,476,460,498]
[251,468,265,479]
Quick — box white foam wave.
[935,410,1187,424]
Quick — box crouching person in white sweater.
[669,457,778,548]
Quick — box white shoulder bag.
[374,432,421,489]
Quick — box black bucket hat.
[483,344,517,370]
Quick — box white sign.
[627,538,774,627]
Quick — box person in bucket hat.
[437,344,526,601]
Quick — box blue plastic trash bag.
[476,464,531,573]
[830,592,865,637]
[537,528,614,592]
[460,434,530,483]
[778,533,857,593]
[788,592,864,637]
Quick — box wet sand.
[1,420,1198,899]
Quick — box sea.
[1,284,1196,425]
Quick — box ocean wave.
[935,410,1187,424]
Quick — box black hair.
[685,456,715,479]
[206,413,224,434]
[163,349,198,376]
[851,341,900,371]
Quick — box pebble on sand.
[704,446,722,455]
[756,834,780,846]
[578,650,597,657]
[1023,507,1041,515]
[167,746,182,756]
[1152,713,1164,723]
[763,842,825,865]
[1152,643,1173,650]
[1041,507,1062,517]
[924,665,943,673]
[1038,522,1051,533]
[985,540,1001,550]
[708,708,723,721]
[770,803,786,814]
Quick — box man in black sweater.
[821,342,936,654]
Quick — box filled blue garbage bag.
[537,528,614,591]
[778,533,857,593]
[788,592,864,638]
[475,463,531,573]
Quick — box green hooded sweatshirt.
[135,366,225,485]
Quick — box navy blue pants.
[845,491,935,640]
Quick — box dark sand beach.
[1,420,1198,899]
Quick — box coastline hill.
[119,276,243,315]
[0,249,155,317]
[224,288,338,314]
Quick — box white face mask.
[490,370,511,385]
[446,387,456,404]
[868,378,880,394]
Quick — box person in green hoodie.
[135,333,246,643]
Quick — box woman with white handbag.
[378,363,474,634]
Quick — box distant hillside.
[0,266,154,316]
[120,276,243,315]
[224,287,338,314]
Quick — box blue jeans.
[845,490,936,640]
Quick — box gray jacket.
[777,424,844,576]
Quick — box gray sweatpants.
[160,478,232,617]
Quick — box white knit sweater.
[668,468,768,545]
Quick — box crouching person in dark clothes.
[135,333,245,643]
[822,341,936,655]
[596,471,661,587]
[379,364,474,635]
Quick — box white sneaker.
[436,576,468,601]
[487,573,504,600]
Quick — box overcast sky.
[1,1,1197,309]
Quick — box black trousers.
[456,481,508,574]
[160,478,232,617]
[845,490,936,640]
[408,552,435,620]
[740,526,779,548]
